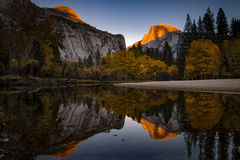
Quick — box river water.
[0,86,239,160]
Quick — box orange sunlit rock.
[51,6,85,23]
[140,119,180,141]
[130,24,180,48]
[49,140,82,158]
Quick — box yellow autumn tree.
[167,65,178,80]
[184,39,223,79]
[103,50,168,80]
[40,42,55,77]
[105,50,137,79]
[10,58,19,74]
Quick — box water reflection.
[0,86,239,160]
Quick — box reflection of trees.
[0,90,62,160]
[232,133,240,160]
[74,86,179,120]
[182,92,240,160]
[185,92,224,130]
[218,130,230,160]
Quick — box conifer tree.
[191,19,198,39]
[95,50,101,66]
[176,51,186,79]
[137,41,143,52]
[191,20,197,33]
[197,16,204,34]
[87,55,94,68]
[162,42,173,66]
[216,8,229,38]
[203,7,215,34]
[230,18,240,37]
[78,57,83,68]
[83,57,88,67]
[184,14,192,33]
[101,57,106,65]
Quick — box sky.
[32,0,240,46]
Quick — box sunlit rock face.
[139,108,181,141]
[46,6,126,61]
[131,24,183,58]
[51,6,85,23]
[49,102,125,157]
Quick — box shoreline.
[0,76,114,88]
[115,79,240,94]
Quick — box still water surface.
[0,86,239,160]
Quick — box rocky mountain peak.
[130,24,183,58]
[51,6,85,23]
[141,24,180,45]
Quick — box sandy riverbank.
[115,79,240,93]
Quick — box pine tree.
[78,57,83,68]
[95,50,101,66]
[192,20,197,33]
[230,18,240,37]
[216,8,229,38]
[176,50,186,79]
[101,57,106,65]
[162,42,173,66]
[184,14,192,33]
[107,49,111,55]
[137,41,142,51]
[197,16,204,34]
[87,55,94,68]
[83,56,88,67]
[192,19,198,39]
[203,7,215,34]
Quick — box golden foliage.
[167,65,178,79]
[184,39,222,79]
[104,50,168,80]
[10,58,19,74]
[41,43,55,76]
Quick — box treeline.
[63,49,178,81]
[179,7,240,79]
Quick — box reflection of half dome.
[49,140,82,158]
[140,119,180,141]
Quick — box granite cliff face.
[0,0,126,62]
[131,24,183,58]
[45,6,126,61]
